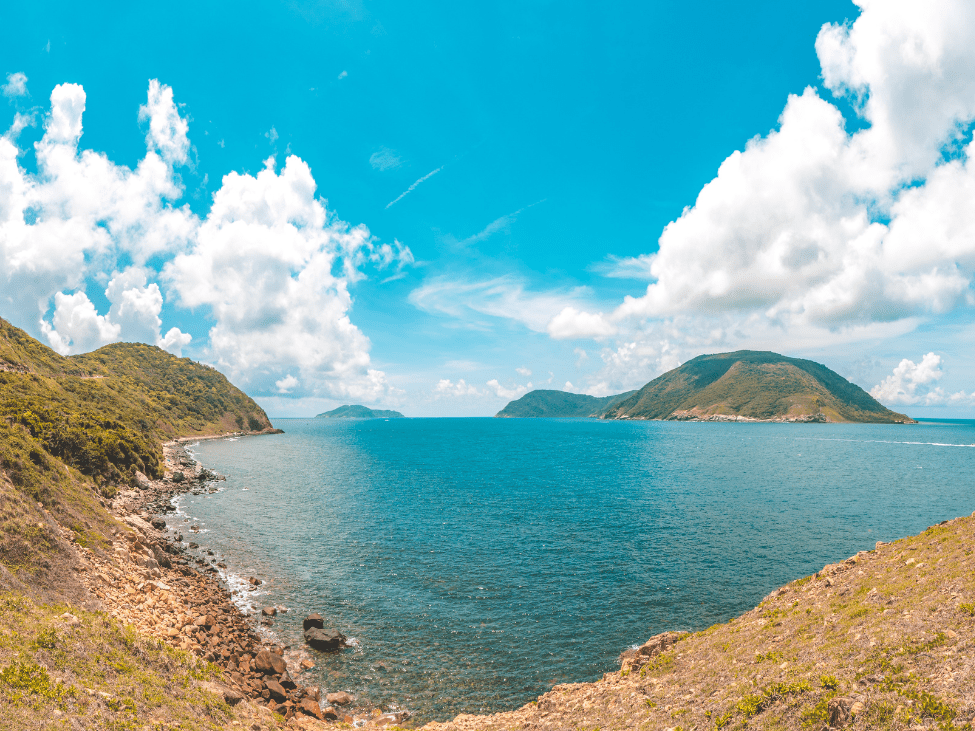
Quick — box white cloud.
[4,112,34,140]
[516,366,531,377]
[870,353,943,405]
[486,378,532,401]
[868,352,975,406]
[386,166,441,208]
[0,79,410,402]
[265,126,278,144]
[275,374,300,393]
[2,72,27,98]
[547,306,616,340]
[139,80,189,165]
[455,201,544,248]
[337,70,348,80]
[165,155,409,401]
[564,381,574,390]
[159,327,191,356]
[561,2,975,354]
[41,291,120,354]
[434,378,482,397]
[410,275,598,333]
[369,147,402,171]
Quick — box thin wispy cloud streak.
[458,199,546,247]
[386,166,442,208]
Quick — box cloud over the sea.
[0,80,410,401]
[549,1,975,361]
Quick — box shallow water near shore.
[174,418,975,722]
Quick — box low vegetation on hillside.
[424,514,975,731]
[495,389,636,418]
[605,350,912,423]
[0,317,272,597]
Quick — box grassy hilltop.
[605,350,913,423]
[0,316,272,599]
[495,390,636,418]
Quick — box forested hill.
[316,404,405,419]
[0,317,274,599]
[495,389,636,418]
[604,350,913,423]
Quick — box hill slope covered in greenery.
[315,404,405,419]
[495,390,636,418]
[0,317,273,599]
[604,350,912,423]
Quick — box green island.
[497,350,914,424]
[495,390,636,418]
[315,405,405,419]
[1,320,969,731]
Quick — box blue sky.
[3,0,975,417]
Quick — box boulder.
[297,698,325,720]
[254,649,288,675]
[304,686,320,702]
[150,517,166,530]
[201,681,244,706]
[619,631,688,672]
[321,706,338,721]
[264,679,288,703]
[828,697,853,728]
[304,627,345,652]
[280,670,296,689]
[303,613,325,631]
[134,471,152,490]
[326,691,353,706]
[262,606,277,617]
[373,711,410,727]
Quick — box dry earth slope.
[424,514,975,731]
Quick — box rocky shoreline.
[69,432,408,729]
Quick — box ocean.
[174,417,975,722]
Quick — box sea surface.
[174,417,975,722]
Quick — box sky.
[3,0,975,418]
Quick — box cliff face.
[0,317,273,602]
[604,350,913,423]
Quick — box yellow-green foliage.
[0,318,273,576]
[0,593,237,730]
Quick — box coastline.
[66,429,365,729]
[75,426,973,731]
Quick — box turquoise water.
[176,418,975,721]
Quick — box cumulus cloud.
[369,147,402,171]
[869,352,975,406]
[516,366,531,377]
[559,2,975,350]
[276,374,300,393]
[2,72,27,98]
[486,378,532,401]
[164,154,408,400]
[434,378,482,397]
[139,80,189,165]
[0,79,410,400]
[547,307,616,339]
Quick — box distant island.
[497,350,914,423]
[496,390,636,418]
[315,404,405,419]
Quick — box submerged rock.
[304,627,345,652]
